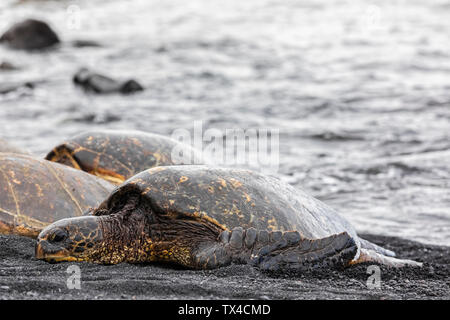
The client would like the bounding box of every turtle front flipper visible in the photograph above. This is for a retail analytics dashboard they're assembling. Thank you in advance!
[191,227,358,271]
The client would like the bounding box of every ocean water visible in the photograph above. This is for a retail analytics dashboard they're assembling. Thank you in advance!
[0,0,449,245]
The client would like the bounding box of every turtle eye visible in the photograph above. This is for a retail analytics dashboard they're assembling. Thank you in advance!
[50,229,67,242]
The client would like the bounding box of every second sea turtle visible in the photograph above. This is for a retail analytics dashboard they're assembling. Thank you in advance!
[0,153,114,237]
[46,130,202,184]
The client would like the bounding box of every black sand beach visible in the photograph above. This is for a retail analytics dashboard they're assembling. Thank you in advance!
[0,233,448,300]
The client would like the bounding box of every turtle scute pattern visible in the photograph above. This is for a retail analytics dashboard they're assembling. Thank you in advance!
[0,153,114,237]
[46,130,203,184]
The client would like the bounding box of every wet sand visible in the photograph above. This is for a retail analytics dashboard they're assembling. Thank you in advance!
[0,233,448,300]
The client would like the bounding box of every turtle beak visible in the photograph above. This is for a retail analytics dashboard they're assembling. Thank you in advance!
[35,241,45,260]
[35,240,60,261]
[35,239,81,263]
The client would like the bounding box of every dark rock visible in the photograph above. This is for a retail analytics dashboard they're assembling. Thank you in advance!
[73,68,144,94]
[70,40,102,48]
[0,61,19,71]
[0,82,34,94]
[0,19,60,50]
[68,112,121,124]
[121,79,144,93]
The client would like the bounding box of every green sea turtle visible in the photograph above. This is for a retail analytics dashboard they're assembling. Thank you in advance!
[0,153,114,238]
[35,166,421,269]
[46,130,202,185]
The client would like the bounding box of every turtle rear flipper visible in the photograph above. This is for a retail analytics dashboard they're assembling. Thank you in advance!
[359,238,396,257]
[192,227,358,271]
[350,249,422,268]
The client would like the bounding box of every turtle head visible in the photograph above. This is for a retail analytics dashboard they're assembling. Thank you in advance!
[36,187,148,264]
[35,216,104,263]
[46,141,126,185]
[45,143,84,171]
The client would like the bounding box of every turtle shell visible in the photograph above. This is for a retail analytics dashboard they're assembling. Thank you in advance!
[0,138,28,154]
[0,153,114,237]
[46,130,202,184]
[102,165,360,243]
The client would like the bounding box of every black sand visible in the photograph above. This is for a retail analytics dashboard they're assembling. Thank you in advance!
[0,233,448,300]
